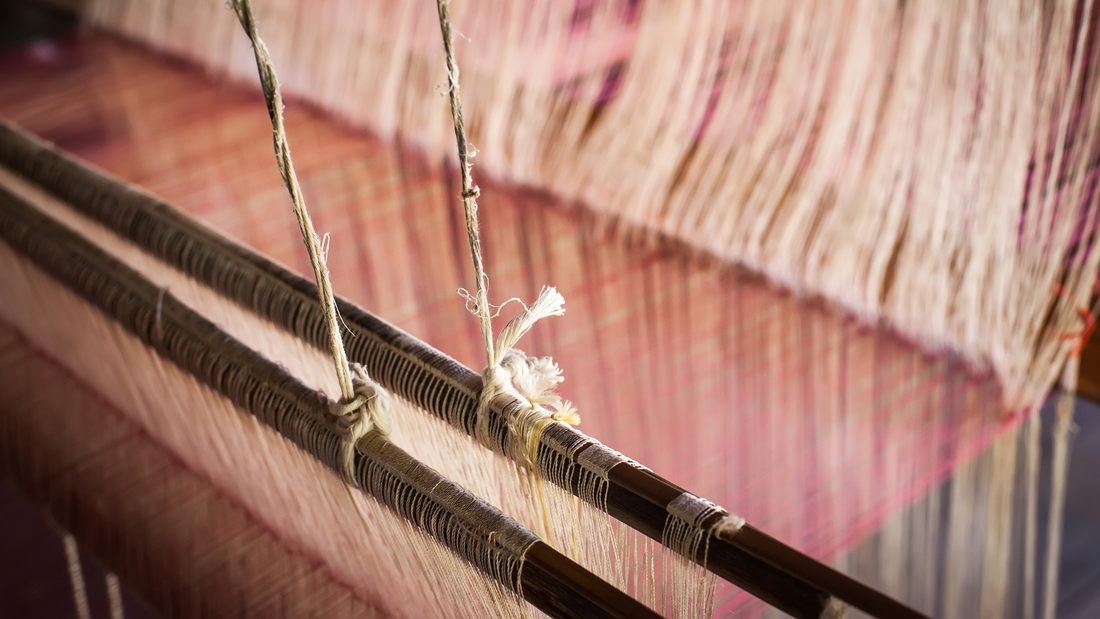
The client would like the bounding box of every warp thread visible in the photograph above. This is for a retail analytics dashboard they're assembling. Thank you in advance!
[230,0,391,479]
[106,572,125,619]
[64,531,128,619]
[1043,356,1079,619]
[63,533,92,619]
[663,493,730,616]
[435,0,577,470]
[1038,287,1096,619]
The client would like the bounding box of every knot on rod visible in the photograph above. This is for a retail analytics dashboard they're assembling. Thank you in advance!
[331,363,393,480]
[475,287,578,469]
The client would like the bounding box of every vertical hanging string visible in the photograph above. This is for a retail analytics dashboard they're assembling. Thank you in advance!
[433,0,578,553]
[230,0,391,479]
[1042,356,1078,619]
[63,533,92,619]
[434,0,578,471]
[435,0,495,369]
[1022,412,1040,619]
[106,572,125,619]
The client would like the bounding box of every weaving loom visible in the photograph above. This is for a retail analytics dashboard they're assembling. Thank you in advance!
[1,0,1099,617]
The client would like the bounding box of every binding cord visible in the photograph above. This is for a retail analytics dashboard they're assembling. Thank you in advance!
[434,0,578,470]
[230,0,391,479]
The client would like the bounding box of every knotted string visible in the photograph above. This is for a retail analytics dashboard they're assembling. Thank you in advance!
[331,363,394,478]
[435,0,577,470]
[483,289,579,467]
[231,0,391,480]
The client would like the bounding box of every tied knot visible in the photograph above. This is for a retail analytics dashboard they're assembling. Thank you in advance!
[462,186,481,200]
[482,362,511,396]
[480,350,579,470]
[332,363,394,439]
[330,363,393,481]
[474,287,579,469]
[501,349,580,470]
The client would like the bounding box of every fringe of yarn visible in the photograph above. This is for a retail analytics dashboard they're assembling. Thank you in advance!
[84,0,1100,414]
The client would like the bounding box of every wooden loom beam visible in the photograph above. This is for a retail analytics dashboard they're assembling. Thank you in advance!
[0,120,928,618]
[604,463,926,619]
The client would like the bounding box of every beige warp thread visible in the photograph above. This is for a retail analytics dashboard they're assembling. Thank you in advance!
[63,533,92,619]
[663,493,747,618]
[230,0,392,479]
[1043,356,1079,619]
[435,0,577,469]
[106,572,125,619]
[64,531,128,619]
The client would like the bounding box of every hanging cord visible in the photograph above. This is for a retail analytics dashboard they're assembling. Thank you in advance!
[230,0,391,479]
[434,0,577,469]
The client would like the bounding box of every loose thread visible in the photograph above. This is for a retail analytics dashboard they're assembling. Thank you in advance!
[434,0,576,470]
[230,0,391,478]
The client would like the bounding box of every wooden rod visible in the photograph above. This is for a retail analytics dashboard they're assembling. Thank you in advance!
[522,542,660,619]
[601,463,927,618]
[729,525,928,619]
[0,184,657,619]
[602,463,842,618]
